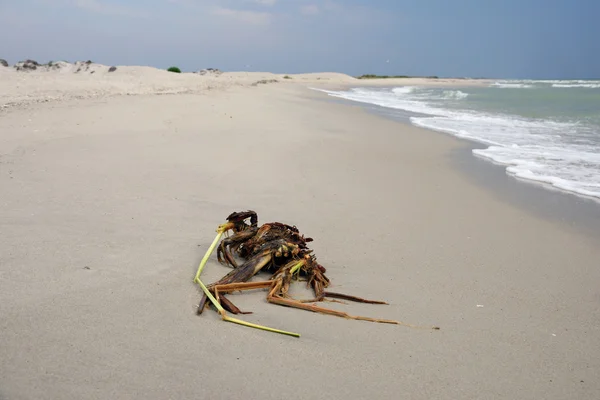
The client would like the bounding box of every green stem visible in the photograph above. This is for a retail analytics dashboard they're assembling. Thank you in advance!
[193,229,300,338]
[195,275,225,313]
[193,231,224,283]
[224,316,300,338]
[195,275,300,338]
[290,260,305,279]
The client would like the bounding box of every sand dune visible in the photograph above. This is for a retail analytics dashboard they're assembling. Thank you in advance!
[0,60,487,111]
[1,61,359,109]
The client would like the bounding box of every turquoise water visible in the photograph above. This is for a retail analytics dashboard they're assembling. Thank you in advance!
[441,81,600,125]
[319,80,600,200]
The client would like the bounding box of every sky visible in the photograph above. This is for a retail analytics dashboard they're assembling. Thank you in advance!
[0,0,598,79]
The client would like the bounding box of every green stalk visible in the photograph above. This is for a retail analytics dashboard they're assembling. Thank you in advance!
[194,225,229,283]
[194,224,299,337]
[223,316,300,337]
[194,274,300,338]
[194,275,226,313]
[290,260,305,279]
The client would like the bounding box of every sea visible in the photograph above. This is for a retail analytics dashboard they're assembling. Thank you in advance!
[317,80,600,202]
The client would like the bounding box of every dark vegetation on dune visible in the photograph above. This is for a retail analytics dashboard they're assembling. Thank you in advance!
[251,79,279,86]
[3,59,118,74]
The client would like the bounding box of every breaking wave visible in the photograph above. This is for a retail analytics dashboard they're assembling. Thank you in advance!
[316,84,600,200]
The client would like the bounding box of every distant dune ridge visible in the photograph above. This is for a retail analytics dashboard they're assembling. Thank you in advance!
[0,58,487,111]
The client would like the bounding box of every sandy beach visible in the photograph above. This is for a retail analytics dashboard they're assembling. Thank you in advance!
[1,65,599,399]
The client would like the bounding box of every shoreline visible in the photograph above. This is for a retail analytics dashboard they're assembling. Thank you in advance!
[313,88,600,241]
[314,77,492,90]
[452,144,600,241]
[312,83,600,207]
[2,68,597,236]
[1,77,599,399]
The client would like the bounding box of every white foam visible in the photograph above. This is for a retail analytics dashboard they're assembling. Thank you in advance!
[492,80,600,89]
[500,79,600,85]
[544,80,600,84]
[317,86,600,200]
[417,114,600,199]
[320,87,447,116]
[492,82,534,89]
[442,90,469,99]
[552,83,600,88]
[392,87,415,95]
[474,143,600,190]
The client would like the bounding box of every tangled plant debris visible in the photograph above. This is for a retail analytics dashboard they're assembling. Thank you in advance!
[193,211,440,337]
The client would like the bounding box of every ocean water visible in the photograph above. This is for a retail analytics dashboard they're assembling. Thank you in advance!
[317,80,600,201]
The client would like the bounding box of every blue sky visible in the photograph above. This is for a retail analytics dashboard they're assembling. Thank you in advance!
[0,0,597,78]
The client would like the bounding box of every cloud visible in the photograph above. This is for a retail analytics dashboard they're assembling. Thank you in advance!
[251,0,277,5]
[166,0,277,7]
[72,0,148,18]
[212,6,272,25]
[300,4,319,15]
[1,0,398,74]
